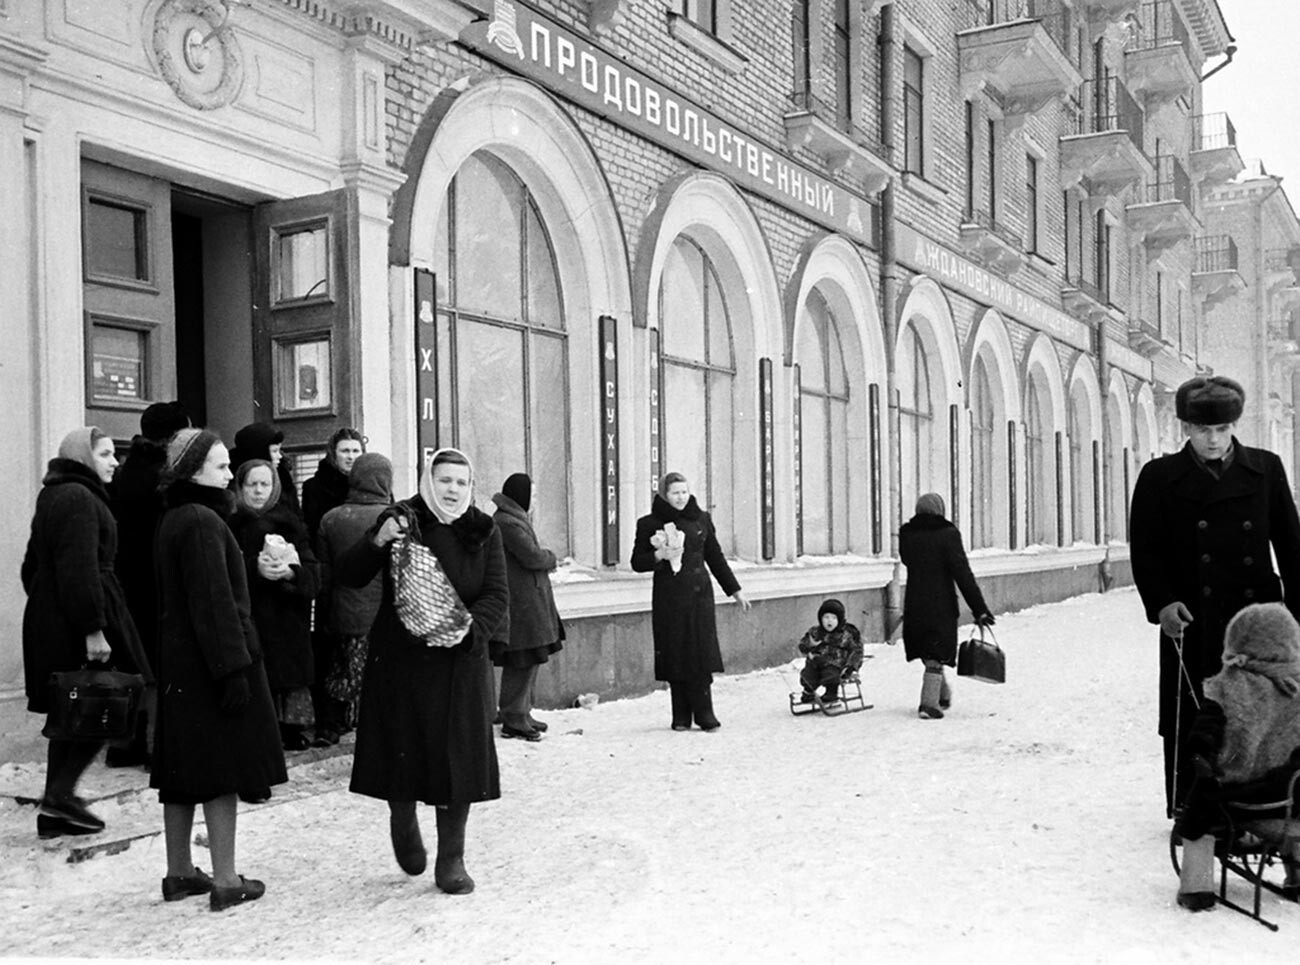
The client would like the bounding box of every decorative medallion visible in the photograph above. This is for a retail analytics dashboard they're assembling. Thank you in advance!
[151,0,243,111]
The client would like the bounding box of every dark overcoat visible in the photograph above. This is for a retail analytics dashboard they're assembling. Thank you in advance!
[630,494,741,682]
[491,493,562,653]
[1129,440,1300,737]
[228,501,319,690]
[315,462,391,637]
[22,459,149,713]
[149,481,287,800]
[899,513,988,665]
[110,436,168,669]
[340,497,508,805]
[302,456,349,543]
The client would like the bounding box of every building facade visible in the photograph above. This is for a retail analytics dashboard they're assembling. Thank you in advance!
[0,0,1251,706]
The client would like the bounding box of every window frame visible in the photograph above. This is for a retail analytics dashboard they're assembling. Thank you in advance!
[903,45,925,177]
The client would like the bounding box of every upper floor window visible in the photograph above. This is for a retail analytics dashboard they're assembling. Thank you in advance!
[903,46,924,176]
[793,0,812,97]
[677,0,716,33]
[833,0,852,130]
[1025,154,1040,253]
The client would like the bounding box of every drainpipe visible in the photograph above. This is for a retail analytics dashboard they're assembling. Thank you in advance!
[880,2,903,640]
[1199,45,1236,83]
[1256,181,1280,448]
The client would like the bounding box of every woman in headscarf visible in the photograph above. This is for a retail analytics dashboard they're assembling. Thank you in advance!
[491,472,564,741]
[22,427,148,838]
[152,429,286,911]
[337,448,508,894]
[898,492,995,720]
[229,459,320,751]
[229,421,301,517]
[631,472,751,732]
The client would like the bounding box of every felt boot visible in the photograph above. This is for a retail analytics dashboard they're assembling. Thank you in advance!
[669,683,692,731]
[388,800,426,876]
[939,672,952,710]
[1176,834,1217,911]
[691,684,721,732]
[434,803,475,895]
[918,669,945,719]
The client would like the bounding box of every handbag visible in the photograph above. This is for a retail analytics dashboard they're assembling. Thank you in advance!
[957,626,1006,684]
[42,666,145,742]
[389,511,474,648]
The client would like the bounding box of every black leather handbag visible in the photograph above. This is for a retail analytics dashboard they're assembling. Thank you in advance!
[42,666,145,742]
[957,626,1006,684]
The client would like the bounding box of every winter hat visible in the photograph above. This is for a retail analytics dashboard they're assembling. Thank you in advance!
[659,471,688,498]
[915,492,946,517]
[234,459,281,514]
[230,421,284,474]
[502,472,532,512]
[57,426,107,470]
[140,401,190,442]
[1218,603,1300,696]
[1175,376,1245,426]
[348,452,393,504]
[818,598,846,628]
[420,447,474,525]
[164,428,221,486]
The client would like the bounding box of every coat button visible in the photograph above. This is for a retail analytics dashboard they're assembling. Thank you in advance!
[1201,554,1211,564]
[1197,520,1208,530]
[1243,521,1253,531]
[1243,556,1253,566]
[1202,586,1212,597]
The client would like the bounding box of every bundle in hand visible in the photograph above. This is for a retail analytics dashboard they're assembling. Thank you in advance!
[650,522,685,573]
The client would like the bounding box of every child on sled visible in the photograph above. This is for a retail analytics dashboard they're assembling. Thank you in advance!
[798,598,863,707]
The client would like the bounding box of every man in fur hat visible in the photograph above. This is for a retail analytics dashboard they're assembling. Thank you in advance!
[1130,376,1300,819]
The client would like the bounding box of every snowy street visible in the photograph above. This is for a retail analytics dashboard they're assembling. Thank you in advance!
[2,587,1296,962]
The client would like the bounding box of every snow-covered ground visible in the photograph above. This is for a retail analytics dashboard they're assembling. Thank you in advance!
[2,587,1297,963]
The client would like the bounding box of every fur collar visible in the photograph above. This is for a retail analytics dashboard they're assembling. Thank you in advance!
[162,479,235,516]
[650,493,701,524]
[43,457,109,503]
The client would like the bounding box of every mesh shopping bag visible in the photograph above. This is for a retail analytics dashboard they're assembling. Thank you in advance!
[389,513,473,647]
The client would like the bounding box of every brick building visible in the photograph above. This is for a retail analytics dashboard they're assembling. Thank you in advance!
[0,0,1243,708]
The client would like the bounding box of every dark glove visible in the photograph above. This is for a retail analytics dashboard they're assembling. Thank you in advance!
[1185,700,1226,761]
[219,671,251,716]
[975,612,996,628]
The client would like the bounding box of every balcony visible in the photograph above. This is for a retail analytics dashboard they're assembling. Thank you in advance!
[959,207,1025,274]
[1192,235,1245,309]
[1072,0,1139,27]
[1126,154,1197,256]
[1059,78,1151,197]
[958,0,1083,124]
[1127,316,1167,358]
[1264,248,1299,291]
[1124,1,1196,108]
[1061,274,1112,324]
[783,90,893,194]
[1190,113,1245,189]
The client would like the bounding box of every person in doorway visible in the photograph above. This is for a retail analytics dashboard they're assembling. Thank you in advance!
[491,472,564,742]
[151,429,286,911]
[229,460,320,751]
[230,421,301,517]
[898,493,994,720]
[314,452,395,744]
[303,427,365,543]
[797,598,863,708]
[109,400,191,768]
[22,427,150,839]
[1130,375,1300,818]
[631,472,751,732]
[338,448,508,895]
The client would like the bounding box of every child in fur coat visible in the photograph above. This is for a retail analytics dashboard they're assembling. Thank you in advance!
[797,598,863,706]
[1175,602,1300,911]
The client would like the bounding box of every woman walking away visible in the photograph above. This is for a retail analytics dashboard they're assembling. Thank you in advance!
[338,448,508,894]
[899,493,995,720]
[22,427,149,839]
[229,459,320,751]
[491,472,564,741]
[152,429,287,911]
[631,472,751,732]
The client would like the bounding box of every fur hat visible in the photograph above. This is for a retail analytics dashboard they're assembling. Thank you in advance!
[1175,376,1245,425]
[1221,603,1300,696]
[818,598,846,627]
[140,401,190,442]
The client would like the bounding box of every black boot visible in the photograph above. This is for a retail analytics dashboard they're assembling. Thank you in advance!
[388,800,426,876]
[434,803,475,895]
[669,683,691,731]
[690,683,721,732]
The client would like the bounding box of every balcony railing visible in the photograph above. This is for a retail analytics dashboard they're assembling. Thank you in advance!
[1126,0,1192,55]
[966,0,1078,67]
[1066,78,1145,153]
[1195,235,1238,273]
[1145,154,1192,206]
[1192,113,1237,153]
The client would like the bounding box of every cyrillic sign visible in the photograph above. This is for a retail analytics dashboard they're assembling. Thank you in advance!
[461,1,873,245]
[599,315,619,566]
[414,268,438,469]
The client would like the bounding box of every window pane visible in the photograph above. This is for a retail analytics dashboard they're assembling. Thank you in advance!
[801,395,829,555]
[435,200,450,305]
[799,298,827,392]
[663,362,707,503]
[705,262,732,367]
[661,239,706,362]
[531,333,571,556]
[827,316,847,396]
[455,154,523,319]
[526,201,564,330]
[708,368,735,551]
[457,320,526,498]
[829,398,849,554]
[275,225,329,302]
[86,199,147,281]
[91,324,146,401]
[277,337,332,412]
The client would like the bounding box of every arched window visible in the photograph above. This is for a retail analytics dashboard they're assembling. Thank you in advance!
[657,236,737,551]
[797,289,850,555]
[433,151,570,554]
[1106,393,1126,541]
[1069,386,1092,543]
[971,356,996,549]
[897,322,934,518]
[1025,379,1052,545]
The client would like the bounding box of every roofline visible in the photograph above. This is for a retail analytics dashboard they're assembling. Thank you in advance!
[1181,0,1233,59]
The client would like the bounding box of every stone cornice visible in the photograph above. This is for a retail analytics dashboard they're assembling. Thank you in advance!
[276,0,480,53]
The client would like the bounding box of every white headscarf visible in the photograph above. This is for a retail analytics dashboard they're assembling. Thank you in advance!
[419,447,474,525]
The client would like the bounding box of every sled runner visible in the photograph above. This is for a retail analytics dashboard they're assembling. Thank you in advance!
[788,671,873,717]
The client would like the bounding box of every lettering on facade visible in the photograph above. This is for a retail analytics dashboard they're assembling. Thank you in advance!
[465,2,870,245]
[792,363,803,557]
[599,315,620,566]
[649,327,662,501]
[759,358,776,560]
[414,269,438,462]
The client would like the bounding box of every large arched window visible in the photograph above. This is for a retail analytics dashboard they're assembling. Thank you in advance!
[1106,393,1126,541]
[1069,385,1093,543]
[657,235,737,551]
[897,322,935,519]
[433,151,570,553]
[970,356,996,549]
[1025,378,1052,545]
[797,289,850,555]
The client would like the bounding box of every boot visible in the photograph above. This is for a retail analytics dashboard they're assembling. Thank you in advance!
[669,683,692,731]
[691,684,721,732]
[388,801,426,876]
[1176,835,1217,911]
[434,803,475,895]
[939,672,952,711]
[918,670,945,719]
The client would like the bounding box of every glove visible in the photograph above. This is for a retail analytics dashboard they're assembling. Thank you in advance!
[219,671,251,716]
[1158,601,1194,639]
[975,612,996,628]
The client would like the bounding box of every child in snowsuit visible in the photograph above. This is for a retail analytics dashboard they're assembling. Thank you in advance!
[798,599,863,706]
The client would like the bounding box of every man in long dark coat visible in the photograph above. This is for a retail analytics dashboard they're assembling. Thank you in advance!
[1130,376,1300,818]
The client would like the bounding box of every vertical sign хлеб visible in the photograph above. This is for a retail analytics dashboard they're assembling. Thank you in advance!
[414,269,437,471]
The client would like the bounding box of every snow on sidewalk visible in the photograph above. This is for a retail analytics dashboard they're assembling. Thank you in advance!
[1,587,1296,963]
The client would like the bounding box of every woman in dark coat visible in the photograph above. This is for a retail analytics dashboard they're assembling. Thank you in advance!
[899,492,994,720]
[151,429,287,912]
[230,459,319,750]
[22,427,149,838]
[302,427,365,542]
[230,421,301,517]
[491,472,564,741]
[338,447,508,895]
[631,471,750,732]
